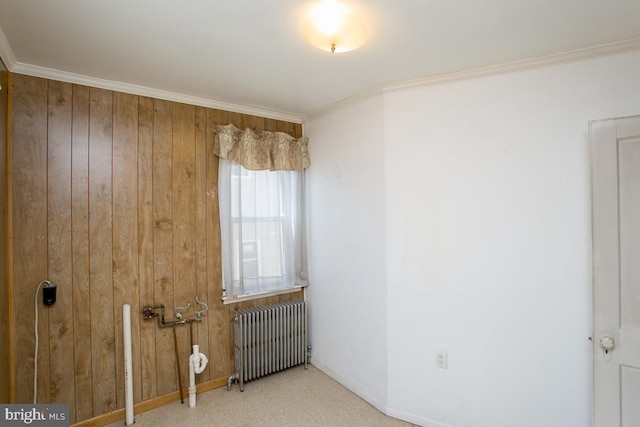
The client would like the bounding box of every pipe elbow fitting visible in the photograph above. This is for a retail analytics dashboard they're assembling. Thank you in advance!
[192,353,208,374]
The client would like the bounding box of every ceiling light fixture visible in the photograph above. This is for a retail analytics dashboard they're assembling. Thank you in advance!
[302,0,367,53]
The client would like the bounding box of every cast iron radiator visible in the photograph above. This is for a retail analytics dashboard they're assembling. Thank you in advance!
[227,301,308,391]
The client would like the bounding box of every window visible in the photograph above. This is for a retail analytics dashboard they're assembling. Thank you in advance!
[214,123,310,302]
[218,159,308,301]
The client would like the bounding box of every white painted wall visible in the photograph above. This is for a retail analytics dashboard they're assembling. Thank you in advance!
[305,93,389,410]
[304,49,640,427]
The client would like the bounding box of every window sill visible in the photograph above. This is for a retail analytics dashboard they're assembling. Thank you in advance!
[222,285,307,305]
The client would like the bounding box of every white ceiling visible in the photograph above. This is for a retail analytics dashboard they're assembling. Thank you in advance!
[1,0,640,121]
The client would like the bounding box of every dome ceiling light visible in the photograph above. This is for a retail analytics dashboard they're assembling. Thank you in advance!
[302,0,367,53]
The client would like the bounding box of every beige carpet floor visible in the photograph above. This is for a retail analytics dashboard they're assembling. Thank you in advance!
[107,364,414,427]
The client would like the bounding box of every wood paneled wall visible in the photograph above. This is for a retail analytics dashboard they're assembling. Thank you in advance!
[0,63,9,404]
[9,73,303,423]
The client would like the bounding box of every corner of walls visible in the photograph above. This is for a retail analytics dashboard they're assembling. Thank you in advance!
[386,407,454,427]
[304,92,389,413]
[0,61,10,404]
[311,360,388,414]
[302,45,640,427]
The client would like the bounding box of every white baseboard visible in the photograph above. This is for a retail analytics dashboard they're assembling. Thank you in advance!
[386,407,453,427]
[310,358,457,427]
[311,360,387,414]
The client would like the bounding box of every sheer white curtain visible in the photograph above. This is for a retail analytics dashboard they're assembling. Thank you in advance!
[215,125,309,300]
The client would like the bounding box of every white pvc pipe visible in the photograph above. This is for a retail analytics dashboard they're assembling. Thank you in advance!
[123,304,134,425]
[188,344,208,408]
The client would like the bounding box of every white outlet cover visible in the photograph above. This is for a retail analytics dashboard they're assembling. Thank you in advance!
[436,351,448,369]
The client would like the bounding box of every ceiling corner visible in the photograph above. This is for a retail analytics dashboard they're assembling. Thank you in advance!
[0,26,16,70]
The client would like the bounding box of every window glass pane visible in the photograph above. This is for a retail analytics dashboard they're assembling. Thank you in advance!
[219,158,307,298]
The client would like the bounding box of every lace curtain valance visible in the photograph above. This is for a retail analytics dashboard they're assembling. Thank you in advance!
[214,124,310,171]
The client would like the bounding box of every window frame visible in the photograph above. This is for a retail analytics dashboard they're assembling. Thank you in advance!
[219,159,308,304]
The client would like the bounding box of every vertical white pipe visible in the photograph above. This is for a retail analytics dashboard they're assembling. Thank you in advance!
[188,345,198,408]
[189,355,196,407]
[189,344,208,408]
[123,304,134,425]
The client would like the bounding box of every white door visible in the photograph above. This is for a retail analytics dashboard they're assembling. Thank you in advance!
[591,115,640,427]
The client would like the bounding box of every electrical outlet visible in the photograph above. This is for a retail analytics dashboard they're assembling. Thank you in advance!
[436,351,448,369]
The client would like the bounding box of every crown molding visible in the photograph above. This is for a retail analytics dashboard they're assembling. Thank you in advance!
[304,38,640,122]
[8,62,303,123]
[382,38,640,93]
[0,26,16,69]
[303,86,383,122]
[0,23,302,124]
[3,16,639,125]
